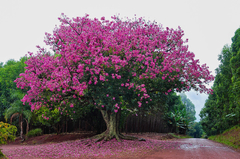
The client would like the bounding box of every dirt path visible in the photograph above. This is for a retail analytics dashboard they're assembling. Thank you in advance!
[1,138,239,159]
[142,138,240,159]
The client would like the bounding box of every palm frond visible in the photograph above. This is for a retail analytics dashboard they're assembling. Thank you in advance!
[4,106,22,121]
[10,112,20,124]
[22,110,33,122]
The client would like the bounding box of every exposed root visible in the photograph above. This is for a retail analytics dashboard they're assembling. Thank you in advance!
[90,132,145,143]
[119,133,139,140]
[115,135,121,142]
[90,132,105,139]
[95,136,105,143]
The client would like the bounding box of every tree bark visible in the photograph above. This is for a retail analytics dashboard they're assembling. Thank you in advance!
[19,114,24,141]
[91,109,140,142]
[24,118,29,135]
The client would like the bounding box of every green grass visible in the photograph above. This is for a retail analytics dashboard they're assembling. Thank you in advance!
[168,133,192,139]
[208,125,240,149]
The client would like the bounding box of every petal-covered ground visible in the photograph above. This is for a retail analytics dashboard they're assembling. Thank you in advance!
[2,138,185,158]
[2,133,240,159]
[1,133,186,159]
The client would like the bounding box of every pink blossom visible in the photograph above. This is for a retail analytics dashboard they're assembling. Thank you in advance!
[111,73,115,79]
[138,101,142,107]
[14,14,214,127]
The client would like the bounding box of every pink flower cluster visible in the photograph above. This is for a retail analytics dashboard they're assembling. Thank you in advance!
[14,14,214,115]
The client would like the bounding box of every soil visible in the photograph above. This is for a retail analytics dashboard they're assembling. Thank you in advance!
[7,131,97,145]
[1,132,240,159]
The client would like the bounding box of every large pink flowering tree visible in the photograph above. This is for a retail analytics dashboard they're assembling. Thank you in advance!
[15,14,214,141]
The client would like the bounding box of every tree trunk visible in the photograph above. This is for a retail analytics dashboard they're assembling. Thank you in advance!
[91,109,139,142]
[24,118,29,135]
[20,114,24,141]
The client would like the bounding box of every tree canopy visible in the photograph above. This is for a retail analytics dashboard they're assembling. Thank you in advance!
[15,14,214,141]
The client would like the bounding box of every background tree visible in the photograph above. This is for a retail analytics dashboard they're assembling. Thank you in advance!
[187,122,203,138]
[230,28,240,125]
[0,57,27,121]
[15,14,214,142]
[4,90,32,140]
[200,45,233,136]
[200,28,240,136]
[165,92,191,134]
[179,93,196,122]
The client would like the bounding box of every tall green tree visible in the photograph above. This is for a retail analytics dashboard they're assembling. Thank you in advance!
[188,122,203,138]
[4,90,32,140]
[200,45,233,136]
[200,28,240,136]
[165,92,190,134]
[0,57,27,121]
[179,93,196,122]
[230,28,240,125]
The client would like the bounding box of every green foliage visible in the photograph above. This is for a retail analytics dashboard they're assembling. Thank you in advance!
[34,107,61,132]
[208,125,240,149]
[168,133,191,139]
[0,57,27,121]
[187,122,204,138]
[4,90,32,138]
[200,28,240,136]
[119,104,132,131]
[26,128,42,138]
[0,149,8,159]
[0,122,17,145]
[179,93,196,122]
[165,92,192,134]
[4,90,32,123]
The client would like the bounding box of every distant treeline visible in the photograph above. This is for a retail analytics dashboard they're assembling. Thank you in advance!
[200,28,240,136]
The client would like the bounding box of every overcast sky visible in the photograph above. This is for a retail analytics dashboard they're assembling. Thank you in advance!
[1,0,240,121]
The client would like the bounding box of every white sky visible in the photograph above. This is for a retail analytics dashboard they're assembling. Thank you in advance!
[1,0,240,121]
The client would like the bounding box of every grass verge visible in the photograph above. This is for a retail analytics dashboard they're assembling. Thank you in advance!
[168,133,192,139]
[208,125,240,149]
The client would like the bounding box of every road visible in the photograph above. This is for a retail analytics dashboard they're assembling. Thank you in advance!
[143,138,240,159]
[1,138,239,159]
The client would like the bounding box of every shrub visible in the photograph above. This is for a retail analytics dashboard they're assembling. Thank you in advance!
[0,149,8,159]
[26,128,42,138]
[0,121,17,145]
